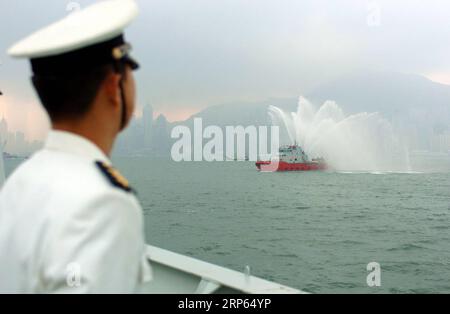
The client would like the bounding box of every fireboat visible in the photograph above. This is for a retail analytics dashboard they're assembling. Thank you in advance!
[256,145,327,172]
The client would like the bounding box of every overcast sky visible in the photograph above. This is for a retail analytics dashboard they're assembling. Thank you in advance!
[1,0,450,140]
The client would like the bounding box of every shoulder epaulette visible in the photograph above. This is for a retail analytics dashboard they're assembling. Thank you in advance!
[95,161,135,194]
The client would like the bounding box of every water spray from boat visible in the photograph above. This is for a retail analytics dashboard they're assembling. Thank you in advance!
[265,97,410,172]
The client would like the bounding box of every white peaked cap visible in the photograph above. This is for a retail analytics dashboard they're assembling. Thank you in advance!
[8,0,139,59]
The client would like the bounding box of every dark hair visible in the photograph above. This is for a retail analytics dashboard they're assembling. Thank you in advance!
[31,64,119,122]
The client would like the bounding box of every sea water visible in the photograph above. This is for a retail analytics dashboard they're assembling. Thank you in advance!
[4,156,450,293]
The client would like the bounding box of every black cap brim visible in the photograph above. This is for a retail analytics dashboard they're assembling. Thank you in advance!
[123,55,139,71]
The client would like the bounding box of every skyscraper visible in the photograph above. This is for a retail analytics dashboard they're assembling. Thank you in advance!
[152,114,170,155]
[143,103,153,150]
[0,116,8,142]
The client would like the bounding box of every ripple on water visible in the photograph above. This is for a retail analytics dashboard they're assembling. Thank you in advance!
[200,245,220,252]
[387,243,427,252]
[328,282,359,289]
[431,225,449,230]
[274,253,299,259]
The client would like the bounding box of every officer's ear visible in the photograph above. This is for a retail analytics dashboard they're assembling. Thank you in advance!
[102,69,123,107]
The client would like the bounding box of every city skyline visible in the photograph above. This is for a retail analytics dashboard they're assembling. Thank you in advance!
[0,115,43,156]
[2,85,450,157]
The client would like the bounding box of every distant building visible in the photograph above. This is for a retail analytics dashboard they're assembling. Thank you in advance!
[113,103,172,156]
[0,117,7,140]
[151,114,170,155]
[431,131,450,153]
[0,115,43,156]
[15,131,26,155]
[143,104,153,150]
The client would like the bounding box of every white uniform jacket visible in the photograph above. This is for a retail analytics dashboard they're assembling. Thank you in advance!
[0,130,151,293]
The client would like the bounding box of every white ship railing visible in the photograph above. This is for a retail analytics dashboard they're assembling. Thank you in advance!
[141,245,306,294]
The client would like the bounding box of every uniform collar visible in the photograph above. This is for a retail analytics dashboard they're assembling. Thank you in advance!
[44,130,111,164]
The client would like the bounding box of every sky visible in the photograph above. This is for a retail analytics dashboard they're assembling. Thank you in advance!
[1,0,450,140]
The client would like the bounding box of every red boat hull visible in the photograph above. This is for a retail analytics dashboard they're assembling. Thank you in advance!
[255,160,327,172]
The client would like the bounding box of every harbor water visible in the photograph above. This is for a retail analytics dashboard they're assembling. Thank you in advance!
[5,156,450,293]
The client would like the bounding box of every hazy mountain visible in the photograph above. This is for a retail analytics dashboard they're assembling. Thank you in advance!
[168,71,450,152]
[172,98,296,129]
[115,71,450,157]
[307,71,450,128]
[174,71,450,128]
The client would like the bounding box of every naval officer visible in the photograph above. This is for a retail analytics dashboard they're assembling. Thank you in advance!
[0,0,152,293]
